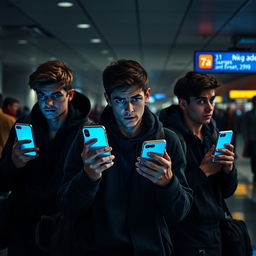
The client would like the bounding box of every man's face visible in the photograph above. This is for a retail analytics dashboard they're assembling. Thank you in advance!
[106,86,150,136]
[180,89,216,125]
[36,84,74,120]
[8,102,19,115]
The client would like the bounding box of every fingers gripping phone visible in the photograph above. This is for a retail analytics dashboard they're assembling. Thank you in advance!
[213,130,233,159]
[141,139,167,161]
[82,125,111,160]
[15,123,37,156]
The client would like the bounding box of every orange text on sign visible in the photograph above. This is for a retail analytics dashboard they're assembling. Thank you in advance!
[198,54,213,69]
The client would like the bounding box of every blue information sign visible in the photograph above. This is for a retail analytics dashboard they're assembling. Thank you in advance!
[194,51,256,73]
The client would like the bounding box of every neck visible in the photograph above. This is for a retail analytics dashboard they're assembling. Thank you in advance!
[183,112,203,139]
[46,112,67,132]
[118,120,142,138]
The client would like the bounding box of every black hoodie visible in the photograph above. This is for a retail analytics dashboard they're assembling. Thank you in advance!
[58,105,192,256]
[159,105,238,256]
[0,91,91,218]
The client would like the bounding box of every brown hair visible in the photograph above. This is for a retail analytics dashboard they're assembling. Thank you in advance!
[102,59,149,96]
[29,60,73,90]
[174,71,221,103]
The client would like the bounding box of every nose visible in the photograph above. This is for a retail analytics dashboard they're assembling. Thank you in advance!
[206,101,214,112]
[125,101,134,112]
[45,96,54,106]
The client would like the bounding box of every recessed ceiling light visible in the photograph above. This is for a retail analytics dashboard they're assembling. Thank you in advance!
[90,38,101,44]
[101,50,109,54]
[77,24,90,29]
[17,40,28,44]
[57,2,74,7]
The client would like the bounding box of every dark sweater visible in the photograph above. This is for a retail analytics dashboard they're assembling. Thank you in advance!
[159,105,238,256]
[58,106,192,256]
[0,92,90,255]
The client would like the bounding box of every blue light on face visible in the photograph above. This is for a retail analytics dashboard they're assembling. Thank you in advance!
[194,51,256,73]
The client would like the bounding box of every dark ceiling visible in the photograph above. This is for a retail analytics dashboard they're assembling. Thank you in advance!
[0,0,256,97]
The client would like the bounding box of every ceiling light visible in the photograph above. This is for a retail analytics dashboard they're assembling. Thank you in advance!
[57,2,74,7]
[77,24,90,29]
[90,38,101,43]
[101,50,109,54]
[17,40,28,44]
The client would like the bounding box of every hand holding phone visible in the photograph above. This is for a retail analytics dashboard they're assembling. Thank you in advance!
[13,123,39,168]
[141,139,167,160]
[81,125,114,181]
[212,130,233,162]
[136,139,173,186]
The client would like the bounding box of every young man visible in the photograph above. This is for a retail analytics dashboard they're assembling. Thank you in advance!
[0,61,91,256]
[159,71,237,256]
[242,96,256,183]
[57,60,192,256]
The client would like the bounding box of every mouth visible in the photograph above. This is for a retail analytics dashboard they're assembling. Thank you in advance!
[44,109,55,112]
[203,114,212,119]
[124,116,136,121]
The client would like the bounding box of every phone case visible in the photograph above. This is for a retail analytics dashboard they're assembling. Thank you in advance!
[82,125,111,158]
[141,139,166,160]
[214,130,233,156]
[15,123,36,156]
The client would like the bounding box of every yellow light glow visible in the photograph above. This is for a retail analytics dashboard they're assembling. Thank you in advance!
[229,90,256,99]
[231,212,245,221]
[215,96,223,103]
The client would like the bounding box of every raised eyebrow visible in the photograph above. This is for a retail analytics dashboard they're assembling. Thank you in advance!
[131,94,143,98]
[113,96,125,100]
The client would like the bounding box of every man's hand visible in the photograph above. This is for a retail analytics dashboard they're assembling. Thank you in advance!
[81,139,115,181]
[135,150,173,186]
[212,143,235,173]
[11,139,39,168]
[199,145,222,177]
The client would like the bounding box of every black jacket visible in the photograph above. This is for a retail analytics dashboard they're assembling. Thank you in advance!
[58,106,192,256]
[0,92,90,254]
[159,105,238,256]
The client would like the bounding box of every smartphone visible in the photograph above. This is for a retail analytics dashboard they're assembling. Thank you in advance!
[15,123,37,156]
[141,139,166,161]
[213,130,233,159]
[82,125,111,160]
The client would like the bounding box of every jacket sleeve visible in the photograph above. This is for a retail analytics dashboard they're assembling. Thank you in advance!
[218,166,238,198]
[57,130,100,218]
[155,128,193,223]
[0,123,24,191]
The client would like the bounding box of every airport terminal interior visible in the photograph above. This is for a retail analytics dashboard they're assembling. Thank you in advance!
[0,0,256,255]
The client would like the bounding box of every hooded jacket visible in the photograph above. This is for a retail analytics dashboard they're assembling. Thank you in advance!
[0,91,90,218]
[58,106,192,256]
[159,105,238,255]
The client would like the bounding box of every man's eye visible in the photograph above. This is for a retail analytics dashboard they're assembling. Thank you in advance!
[197,100,205,104]
[131,98,140,103]
[115,99,125,104]
[51,93,62,99]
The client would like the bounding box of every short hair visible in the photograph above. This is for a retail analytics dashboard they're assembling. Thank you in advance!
[174,71,221,102]
[102,59,149,96]
[29,60,73,91]
[2,97,19,109]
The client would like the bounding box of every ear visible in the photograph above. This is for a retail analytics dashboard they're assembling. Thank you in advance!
[145,88,151,103]
[67,89,75,102]
[179,98,188,111]
[104,92,111,106]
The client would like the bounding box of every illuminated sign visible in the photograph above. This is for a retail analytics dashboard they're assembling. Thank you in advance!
[229,90,256,99]
[194,51,256,73]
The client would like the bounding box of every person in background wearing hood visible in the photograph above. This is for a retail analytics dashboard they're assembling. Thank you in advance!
[0,60,91,256]
[57,60,192,256]
[159,71,237,256]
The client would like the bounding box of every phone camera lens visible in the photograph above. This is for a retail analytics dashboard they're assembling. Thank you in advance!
[146,145,150,148]
[84,129,90,137]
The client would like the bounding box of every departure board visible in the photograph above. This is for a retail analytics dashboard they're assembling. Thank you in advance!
[194,51,256,73]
